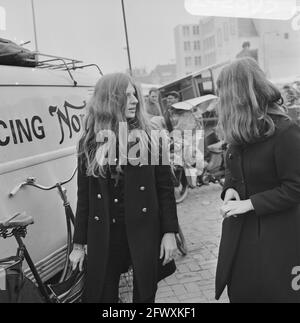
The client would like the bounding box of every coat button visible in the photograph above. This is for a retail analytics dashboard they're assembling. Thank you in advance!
[142,208,147,213]
[112,218,116,224]
[114,198,119,203]
[94,216,100,222]
[97,194,102,199]
[140,186,146,191]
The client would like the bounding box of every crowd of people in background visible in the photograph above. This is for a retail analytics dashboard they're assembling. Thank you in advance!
[282,81,300,107]
[280,81,300,123]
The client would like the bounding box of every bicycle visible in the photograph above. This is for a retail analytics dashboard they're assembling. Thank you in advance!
[0,169,84,303]
[8,168,77,283]
[0,212,52,302]
[4,168,131,303]
[0,211,85,303]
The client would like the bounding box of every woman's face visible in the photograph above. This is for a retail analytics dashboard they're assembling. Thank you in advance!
[125,83,138,119]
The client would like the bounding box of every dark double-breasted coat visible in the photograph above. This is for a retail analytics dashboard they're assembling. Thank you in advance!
[73,160,179,303]
[216,116,300,303]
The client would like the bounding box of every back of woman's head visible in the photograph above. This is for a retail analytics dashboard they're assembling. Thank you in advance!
[217,57,286,145]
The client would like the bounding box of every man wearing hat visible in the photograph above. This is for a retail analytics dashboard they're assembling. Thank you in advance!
[166,91,181,109]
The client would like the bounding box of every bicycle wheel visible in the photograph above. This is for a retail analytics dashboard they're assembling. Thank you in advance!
[173,167,189,204]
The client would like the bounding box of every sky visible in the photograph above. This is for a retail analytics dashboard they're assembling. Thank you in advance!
[0,0,200,74]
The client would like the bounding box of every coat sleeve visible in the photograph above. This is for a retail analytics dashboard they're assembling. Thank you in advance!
[73,157,89,245]
[155,165,179,234]
[221,148,237,200]
[250,124,300,216]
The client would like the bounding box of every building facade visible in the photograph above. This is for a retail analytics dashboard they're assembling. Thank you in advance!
[253,19,300,82]
[174,17,260,78]
[175,17,300,82]
[174,24,202,77]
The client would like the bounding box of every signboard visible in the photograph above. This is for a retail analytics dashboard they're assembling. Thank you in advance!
[185,0,298,20]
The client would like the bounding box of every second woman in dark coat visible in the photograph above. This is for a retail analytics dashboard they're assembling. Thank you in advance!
[215,58,300,303]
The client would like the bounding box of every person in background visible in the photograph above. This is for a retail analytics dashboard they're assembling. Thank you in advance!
[166,91,181,109]
[145,88,162,117]
[282,84,299,108]
[161,91,181,133]
[215,57,300,303]
[292,81,300,103]
[69,73,179,303]
[236,41,258,62]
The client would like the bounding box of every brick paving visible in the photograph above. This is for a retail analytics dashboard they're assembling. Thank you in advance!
[119,184,229,303]
[155,184,229,303]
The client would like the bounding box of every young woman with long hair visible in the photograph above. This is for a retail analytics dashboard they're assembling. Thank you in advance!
[215,57,300,303]
[69,73,179,303]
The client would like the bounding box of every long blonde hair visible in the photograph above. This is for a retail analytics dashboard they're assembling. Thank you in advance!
[217,57,288,146]
[78,73,151,177]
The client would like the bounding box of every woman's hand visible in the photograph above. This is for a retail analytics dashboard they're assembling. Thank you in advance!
[224,188,240,204]
[69,244,85,271]
[220,200,254,218]
[160,233,177,266]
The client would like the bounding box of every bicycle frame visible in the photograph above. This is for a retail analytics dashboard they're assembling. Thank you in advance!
[0,225,52,303]
[8,168,77,283]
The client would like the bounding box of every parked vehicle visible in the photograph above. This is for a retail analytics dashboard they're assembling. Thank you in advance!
[159,61,229,112]
[0,52,100,282]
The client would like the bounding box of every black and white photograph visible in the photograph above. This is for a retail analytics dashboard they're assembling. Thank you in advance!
[1,0,300,306]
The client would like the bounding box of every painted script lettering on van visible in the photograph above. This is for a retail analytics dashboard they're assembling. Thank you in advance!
[49,101,86,145]
[0,101,86,147]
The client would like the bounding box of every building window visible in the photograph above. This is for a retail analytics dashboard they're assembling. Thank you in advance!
[223,22,229,41]
[195,56,202,66]
[193,25,200,35]
[184,41,191,51]
[284,33,289,39]
[183,25,190,36]
[194,40,201,50]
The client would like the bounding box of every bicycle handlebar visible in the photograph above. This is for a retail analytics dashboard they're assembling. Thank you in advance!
[8,167,77,198]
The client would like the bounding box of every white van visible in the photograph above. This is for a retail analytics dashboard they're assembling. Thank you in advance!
[0,56,99,281]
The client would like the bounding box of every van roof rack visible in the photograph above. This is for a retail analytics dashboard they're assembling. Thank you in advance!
[35,52,103,86]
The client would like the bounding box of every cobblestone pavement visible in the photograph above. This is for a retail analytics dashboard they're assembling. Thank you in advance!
[156,184,229,303]
[119,184,229,303]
